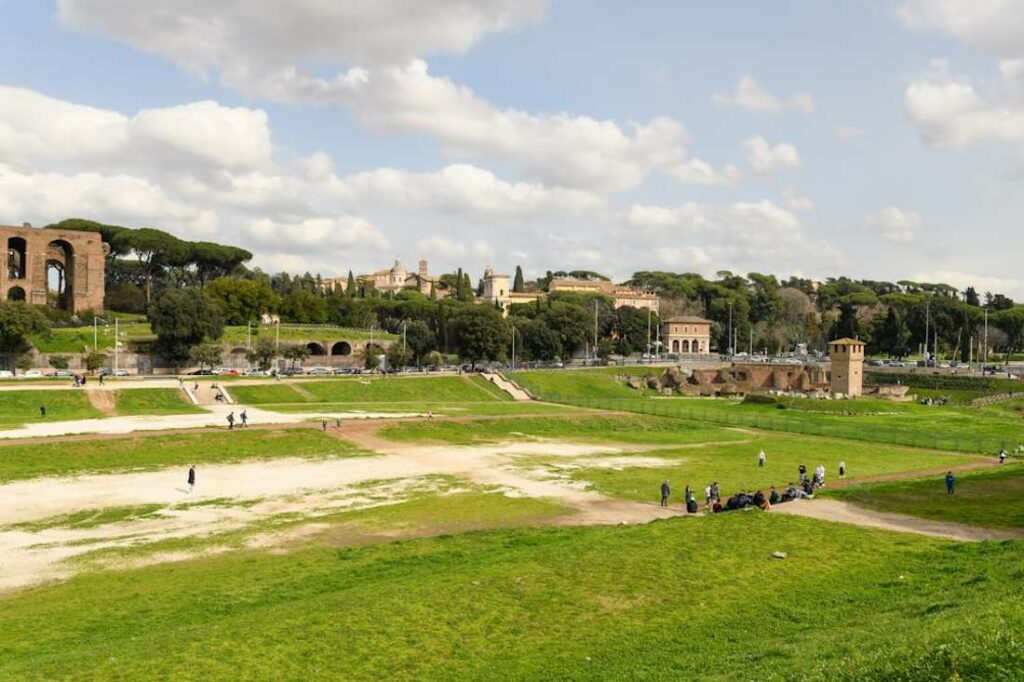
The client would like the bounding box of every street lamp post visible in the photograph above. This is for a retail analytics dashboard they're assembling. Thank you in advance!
[728,302,733,357]
[511,325,517,371]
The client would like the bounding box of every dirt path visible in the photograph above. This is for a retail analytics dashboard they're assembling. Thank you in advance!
[86,390,117,417]
[772,498,1024,541]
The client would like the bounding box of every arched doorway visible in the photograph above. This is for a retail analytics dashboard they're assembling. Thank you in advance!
[671,339,679,353]
[46,240,74,312]
[331,341,352,356]
[306,342,326,356]
[7,237,26,279]
[6,286,26,302]
[682,339,691,353]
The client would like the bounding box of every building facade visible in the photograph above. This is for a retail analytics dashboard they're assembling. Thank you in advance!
[2,223,106,314]
[548,277,660,313]
[481,267,541,315]
[326,259,445,297]
[828,338,865,397]
[662,316,712,355]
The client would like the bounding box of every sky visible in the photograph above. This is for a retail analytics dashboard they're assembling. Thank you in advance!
[1,1,1023,296]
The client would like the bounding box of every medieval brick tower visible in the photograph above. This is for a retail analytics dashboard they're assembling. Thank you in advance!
[828,338,865,397]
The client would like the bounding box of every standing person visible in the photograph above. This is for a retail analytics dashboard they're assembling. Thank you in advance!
[240,410,248,428]
[798,464,807,484]
[945,470,955,495]
[322,419,328,432]
[998,449,1007,464]
[684,485,692,506]
[98,373,105,386]
[39,405,46,418]
[711,481,720,502]
[704,484,712,507]
[227,412,235,430]
[187,465,196,494]
[816,464,826,486]
[838,460,846,479]
[758,449,766,468]
[660,480,671,507]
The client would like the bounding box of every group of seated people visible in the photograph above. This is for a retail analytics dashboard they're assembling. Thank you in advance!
[708,482,814,514]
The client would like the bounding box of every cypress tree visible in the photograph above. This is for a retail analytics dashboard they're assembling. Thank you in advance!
[513,265,525,293]
[346,270,356,297]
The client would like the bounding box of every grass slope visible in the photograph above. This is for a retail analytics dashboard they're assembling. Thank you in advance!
[0,428,365,483]
[231,376,506,405]
[113,388,204,416]
[0,514,1020,680]
[830,461,1024,528]
[0,390,101,429]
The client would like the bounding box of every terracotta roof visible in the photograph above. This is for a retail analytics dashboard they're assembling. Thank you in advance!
[829,337,864,346]
[664,316,712,324]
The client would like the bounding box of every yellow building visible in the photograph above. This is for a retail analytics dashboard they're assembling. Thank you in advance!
[662,316,713,355]
[548,277,660,313]
[325,259,445,297]
[481,267,541,315]
[828,338,865,397]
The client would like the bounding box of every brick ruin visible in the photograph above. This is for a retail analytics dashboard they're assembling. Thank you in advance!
[2,223,107,314]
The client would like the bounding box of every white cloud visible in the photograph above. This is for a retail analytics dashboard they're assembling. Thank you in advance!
[623,200,837,275]
[743,136,803,174]
[0,86,273,173]
[665,159,742,187]
[866,207,922,242]
[59,0,546,70]
[712,75,815,114]
[343,164,606,218]
[898,1,1024,60]
[244,216,390,252]
[783,185,814,211]
[905,68,1024,148]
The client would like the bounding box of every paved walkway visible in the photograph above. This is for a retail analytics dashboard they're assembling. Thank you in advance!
[482,372,533,401]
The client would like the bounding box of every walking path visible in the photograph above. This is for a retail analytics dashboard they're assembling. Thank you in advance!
[481,373,533,401]
[772,498,1024,542]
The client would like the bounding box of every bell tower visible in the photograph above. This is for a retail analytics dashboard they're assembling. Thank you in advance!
[828,338,865,397]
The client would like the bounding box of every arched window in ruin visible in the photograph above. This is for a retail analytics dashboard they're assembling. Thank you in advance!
[6,286,26,302]
[46,240,75,312]
[306,342,326,356]
[331,341,352,356]
[7,237,26,279]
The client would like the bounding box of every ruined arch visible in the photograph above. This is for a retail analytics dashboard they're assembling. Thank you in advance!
[7,237,26,279]
[331,341,352,356]
[6,286,25,302]
[46,239,74,312]
[306,342,326,356]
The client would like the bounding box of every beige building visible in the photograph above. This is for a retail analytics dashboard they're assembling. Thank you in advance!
[481,267,541,315]
[2,223,106,314]
[326,259,445,297]
[828,338,865,397]
[662,316,713,355]
[548,277,660,313]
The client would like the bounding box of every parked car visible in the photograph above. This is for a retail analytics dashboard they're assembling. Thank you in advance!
[243,368,269,376]
[187,369,215,376]
[0,370,13,378]
[50,369,73,377]
[213,367,240,376]
[305,367,331,376]
[280,367,304,376]
[21,370,43,378]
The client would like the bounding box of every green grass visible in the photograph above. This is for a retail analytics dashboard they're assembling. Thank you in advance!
[511,369,1024,454]
[511,368,653,399]
[220,324,397,345]
[381,413,743,446]
[8,504,166,532]
[231,376,510,405]
[0,428,366,483]
[569,432,981,503]
[264,401,576,416]
[113,388,204,416]
[830,462,1024,529]
[0,390,101,429]
[1,513,1021,680]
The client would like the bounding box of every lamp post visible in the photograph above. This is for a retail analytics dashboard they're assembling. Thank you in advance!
[728,301,734,357]
[511,324,517,371]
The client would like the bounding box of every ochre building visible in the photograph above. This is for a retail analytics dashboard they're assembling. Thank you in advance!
[662,316,713,355]
[2,223,106,314]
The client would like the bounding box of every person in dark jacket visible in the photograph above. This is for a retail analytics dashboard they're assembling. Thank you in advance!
[660,480,671,507]
[187,465,196,494]
[945,471,955,495]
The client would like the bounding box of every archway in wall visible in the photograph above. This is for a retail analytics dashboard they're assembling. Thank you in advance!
[46,240,75,312]
[671,340,679,353]
[682,340,691,353]
[6,286,25,302]
[331,341,352,356]
[7,237,26,279]
[306,342,326,356]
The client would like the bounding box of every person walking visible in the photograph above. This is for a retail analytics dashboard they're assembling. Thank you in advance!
[998,449,1007,464]
[838,460,846,479]
[240,410,248,428]
[757,449,766,468]
[39,405,46,418]
[98,373,105,386]
[322,419,328,432]
[945,470,955,495]
[227,412,235,430]
[660,480,671,507]
[187,465,196,494]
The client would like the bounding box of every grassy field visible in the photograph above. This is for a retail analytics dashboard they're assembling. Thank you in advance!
[830,462,1024,528]
[0,428,365,483]
[1,513,1021,680]
[113,388,204,416]
[0,390,101,429]
[266,401,576,416]
[381,413,743,446]
[231,375,507,404]
[510,369,1024,453]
